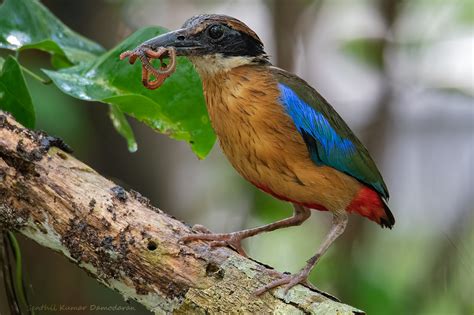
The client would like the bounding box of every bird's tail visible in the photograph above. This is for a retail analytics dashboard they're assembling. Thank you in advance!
[347,187,395,229]
[380,198,395,229]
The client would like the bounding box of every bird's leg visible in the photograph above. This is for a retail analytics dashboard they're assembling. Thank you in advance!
[254,212,348,296]
[180,204,311,257]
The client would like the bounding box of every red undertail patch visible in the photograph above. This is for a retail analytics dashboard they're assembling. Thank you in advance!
[347,187,390,226]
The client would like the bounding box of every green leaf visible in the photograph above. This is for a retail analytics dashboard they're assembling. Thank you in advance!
[0,0,104,66]
[0,56,35,128]
[341,38,385,70]
[44,27,216,158]
[109,104,138,153]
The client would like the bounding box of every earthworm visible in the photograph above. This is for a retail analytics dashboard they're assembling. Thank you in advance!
[120,46,177,90]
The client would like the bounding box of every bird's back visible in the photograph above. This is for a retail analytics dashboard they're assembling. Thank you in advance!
[201,64,394,227]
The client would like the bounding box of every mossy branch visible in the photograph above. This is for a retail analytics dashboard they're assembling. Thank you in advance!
[0,111,364,314]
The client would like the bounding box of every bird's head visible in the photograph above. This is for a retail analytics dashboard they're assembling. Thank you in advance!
[141,14,269,77]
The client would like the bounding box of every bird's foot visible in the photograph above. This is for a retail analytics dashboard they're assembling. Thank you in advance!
[180,228,248,257]
[254,269,313,296]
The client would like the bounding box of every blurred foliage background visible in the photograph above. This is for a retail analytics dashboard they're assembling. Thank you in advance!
[0,0,473,314]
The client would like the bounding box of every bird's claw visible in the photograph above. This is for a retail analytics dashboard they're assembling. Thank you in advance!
[254,271,311,296]
[254,271,339,301]
[180,232,248,257]
[209,237,247,257]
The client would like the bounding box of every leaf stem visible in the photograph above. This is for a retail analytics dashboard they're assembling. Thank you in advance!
[20,65,52,85]
[7,231,34,315]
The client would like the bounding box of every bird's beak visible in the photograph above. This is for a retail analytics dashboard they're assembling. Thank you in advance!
[140,28,203,56]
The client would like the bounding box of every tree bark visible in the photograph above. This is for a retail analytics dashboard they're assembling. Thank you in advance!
[0,111,364,314]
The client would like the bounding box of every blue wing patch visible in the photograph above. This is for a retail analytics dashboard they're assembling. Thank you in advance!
[273,67,389,199]
[278,83,357,173]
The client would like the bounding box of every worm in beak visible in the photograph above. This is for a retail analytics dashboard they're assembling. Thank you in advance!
[120,46,177,90]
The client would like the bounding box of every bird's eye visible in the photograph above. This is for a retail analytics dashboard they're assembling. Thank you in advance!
[208,24,225,40]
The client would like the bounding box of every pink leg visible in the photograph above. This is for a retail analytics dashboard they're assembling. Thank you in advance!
[181,204,311,257]
[254,212,348,296]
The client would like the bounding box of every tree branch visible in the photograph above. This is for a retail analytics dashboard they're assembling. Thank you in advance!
[0,111,363,314]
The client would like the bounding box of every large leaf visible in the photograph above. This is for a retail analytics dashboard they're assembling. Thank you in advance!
[44,27,216,158]
[0,0,104,67]
[0,56,35,128]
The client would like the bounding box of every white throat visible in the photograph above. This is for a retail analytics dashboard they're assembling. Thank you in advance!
[189,54,255,78]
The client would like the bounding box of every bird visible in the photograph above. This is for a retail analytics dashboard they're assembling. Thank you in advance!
[139,14,395,295]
